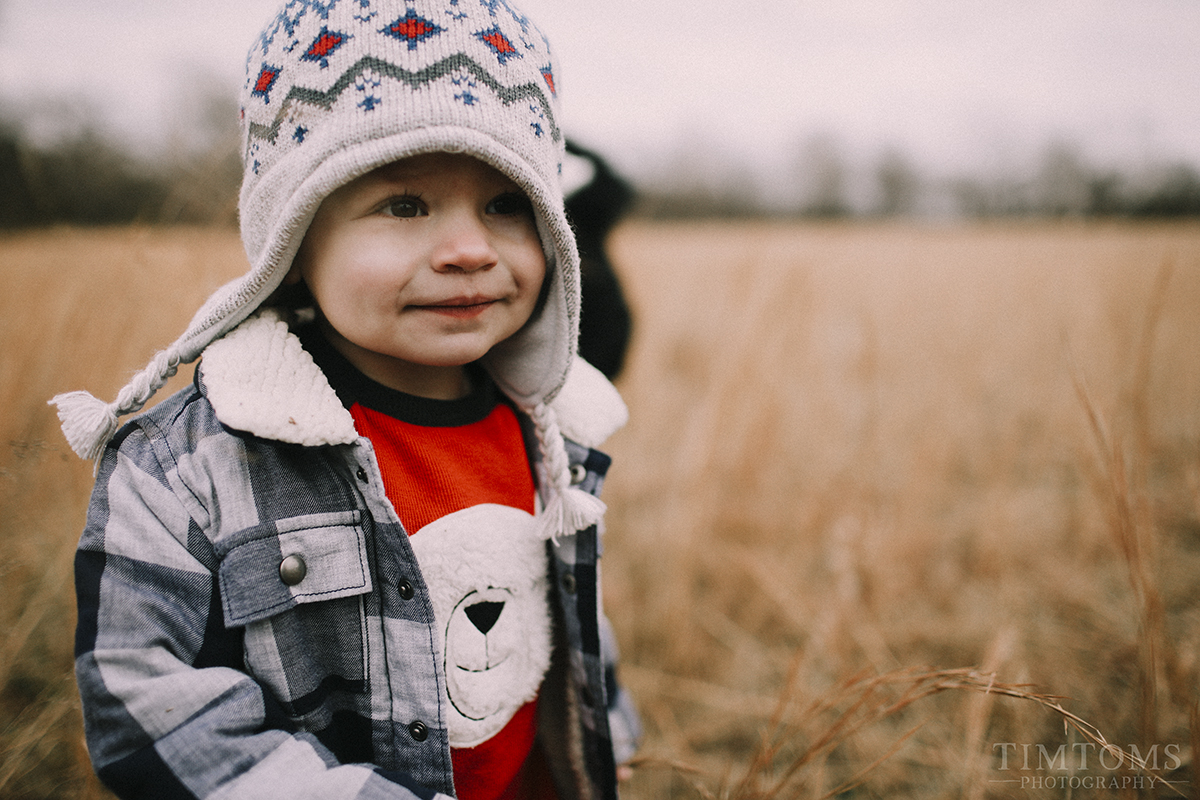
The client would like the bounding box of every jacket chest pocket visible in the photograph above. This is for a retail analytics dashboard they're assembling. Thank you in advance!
[216,511,374,721]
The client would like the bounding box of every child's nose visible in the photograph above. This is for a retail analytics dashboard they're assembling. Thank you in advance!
[431,213,497,273]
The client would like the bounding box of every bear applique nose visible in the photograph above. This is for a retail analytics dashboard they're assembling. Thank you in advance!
[465,601,504,634]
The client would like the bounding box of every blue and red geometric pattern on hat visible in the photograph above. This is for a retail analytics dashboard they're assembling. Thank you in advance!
[475,25,521,64]
[249,0,341,63]
[241,0,567,197]
[479,0,532,32]
[252,64,282,102]
[302,27,350,68]
[382,9,445,50]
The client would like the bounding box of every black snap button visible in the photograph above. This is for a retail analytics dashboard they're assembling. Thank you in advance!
[569,464,588,485]
[408,720,429,742]
[398,579,414,601]
[561,572,577,595]
[356,467,369,482]
[279,554,307,586]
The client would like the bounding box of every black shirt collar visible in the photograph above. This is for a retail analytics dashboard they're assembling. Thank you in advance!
[297,323,499,428]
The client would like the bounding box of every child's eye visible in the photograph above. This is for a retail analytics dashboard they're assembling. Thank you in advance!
[382,196,426,218]
[486,192,533,217]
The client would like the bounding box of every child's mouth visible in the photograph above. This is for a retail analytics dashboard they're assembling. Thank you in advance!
[414,297,497,318]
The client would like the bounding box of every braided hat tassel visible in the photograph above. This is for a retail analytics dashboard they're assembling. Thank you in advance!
[49,349,181,462]
[48,391,121,463]
[531,402,606,543]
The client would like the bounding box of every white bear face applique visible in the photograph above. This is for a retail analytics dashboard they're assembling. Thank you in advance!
[407,503,553,748]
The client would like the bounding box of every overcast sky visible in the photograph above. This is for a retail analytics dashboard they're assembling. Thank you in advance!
[1,0,1197,181]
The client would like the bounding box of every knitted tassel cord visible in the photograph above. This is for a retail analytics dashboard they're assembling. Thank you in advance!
[48,391,121,462]
[115,350,180,415]
[537,485,607,545]
[49,349,181,462]
[531,402,606,543]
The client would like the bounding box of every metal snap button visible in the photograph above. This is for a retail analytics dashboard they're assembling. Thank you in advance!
[279,554,307,586]
[356,467,369,482]
[561,571,577,595]
[408,720,429,742]
[397,579,414,601]
[569,464,588,485]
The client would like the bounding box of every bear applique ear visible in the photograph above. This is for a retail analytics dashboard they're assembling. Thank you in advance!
[407,503,553,748]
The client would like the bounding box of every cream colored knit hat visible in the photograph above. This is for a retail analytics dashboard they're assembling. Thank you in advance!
[52,0,601,540]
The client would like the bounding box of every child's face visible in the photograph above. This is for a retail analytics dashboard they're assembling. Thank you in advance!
[291,153,547,398]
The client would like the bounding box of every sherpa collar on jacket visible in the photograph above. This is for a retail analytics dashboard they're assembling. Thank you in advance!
[198,309,628,450]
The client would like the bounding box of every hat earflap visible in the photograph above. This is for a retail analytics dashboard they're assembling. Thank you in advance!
[530,402,605,543]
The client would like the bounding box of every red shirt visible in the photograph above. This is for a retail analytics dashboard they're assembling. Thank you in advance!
[304,328,558,800]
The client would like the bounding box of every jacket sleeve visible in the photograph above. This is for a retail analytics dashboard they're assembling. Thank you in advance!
[74,424,450,800]
[600,615,641,766]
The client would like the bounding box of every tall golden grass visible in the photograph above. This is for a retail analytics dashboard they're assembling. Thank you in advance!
[2,221,1198,798]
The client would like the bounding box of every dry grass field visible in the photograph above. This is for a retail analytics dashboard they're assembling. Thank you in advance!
[1,221,1199,798]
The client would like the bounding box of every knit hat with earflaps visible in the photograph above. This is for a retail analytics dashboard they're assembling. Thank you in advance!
[51,0,604,542]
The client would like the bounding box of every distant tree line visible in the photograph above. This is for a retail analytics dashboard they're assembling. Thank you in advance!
[0,94,242,229]
[1,106,1198,227]
[634,135,1200,220]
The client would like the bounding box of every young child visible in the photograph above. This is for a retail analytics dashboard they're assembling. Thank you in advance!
[51,1,639,798]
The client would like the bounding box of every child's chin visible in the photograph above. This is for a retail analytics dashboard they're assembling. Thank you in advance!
[416,349,490,368]
[419,336,511,367]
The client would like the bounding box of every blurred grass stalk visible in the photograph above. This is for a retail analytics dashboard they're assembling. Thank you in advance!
[602,221,1200,798]
[1071,260,1177,751]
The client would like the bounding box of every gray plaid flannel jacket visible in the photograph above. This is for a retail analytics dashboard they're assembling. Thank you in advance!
[74,312,639,800]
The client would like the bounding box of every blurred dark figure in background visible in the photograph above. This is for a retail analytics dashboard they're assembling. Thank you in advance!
[564,139,635,380]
